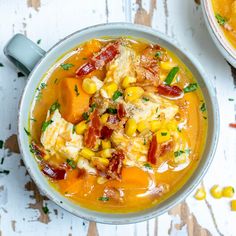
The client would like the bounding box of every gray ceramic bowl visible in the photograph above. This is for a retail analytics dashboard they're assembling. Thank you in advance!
[4,23,219,224]
[202,0,236,67]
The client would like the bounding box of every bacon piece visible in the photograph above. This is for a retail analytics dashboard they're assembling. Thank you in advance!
[157,84,183,97]
[84,126,97,148]
[76,41,120,77]
[42,164,66,180]
[30,141,45,159]
[100,126,113,139]
[229,123,236,128]
[90,109,102,136]
[117,103,126,120]
[147,135,161,164]
[107,150,125,180]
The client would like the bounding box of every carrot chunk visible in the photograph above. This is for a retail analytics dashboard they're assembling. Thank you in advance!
[58,77,90,124]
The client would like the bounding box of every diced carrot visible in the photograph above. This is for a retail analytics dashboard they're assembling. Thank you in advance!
[58,77,90,124]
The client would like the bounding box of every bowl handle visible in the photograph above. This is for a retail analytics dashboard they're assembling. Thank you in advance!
[4,34,46,76]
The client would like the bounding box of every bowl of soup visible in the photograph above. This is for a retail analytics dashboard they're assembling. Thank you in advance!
[202,0,236,66]
[4,23,219,224]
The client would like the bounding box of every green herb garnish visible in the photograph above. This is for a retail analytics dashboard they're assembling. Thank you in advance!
[112,91,123,101]
[215,13,227,26]
[183,83,198,93]
[66,159,76,169]
[174,150,185,157]
[106,108,117,114]
[200,102,206,112]
[54,78,58,84]
[49,101,60,114]
[164,67,179,85]
[144,163,152,169]
[0,170,10,175]
[74,84,80,96]
[98,196,109,202]
[24,128,30,136]
[90,103,97,112]
[42,120,53,132]
[0,140,3,149]
[155,52,162,58]
[60,63,74,71]
[39,83,47,90]
[161,132,167,136]
[142,97,149,102]
[42,204,49,214]
[82,57,87,60]
[82,112,89,120]
[143,138,147,145]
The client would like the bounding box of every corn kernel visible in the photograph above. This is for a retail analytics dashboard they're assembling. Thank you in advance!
[223,186,235,198]
[43,154,50,161]
[231,200,236,211]
[124,87,144,102]
[150,120,162,132]
[80,148,95,159]
[101,113,109,124]
[137,120,150,132]
[122,76,137,88]
[100,149,113,158]
[194,188,206,200]
[102,82,118,98]
[160,61,175,71]
[75,121,87,135]
[156,129,171,143]
[97,176,108,184]
[82,78,97,94]
[167,121,177,131]
[101,140,111,149]
[92,156,110,166]
[210,185,222,199]
[125,118,137,136]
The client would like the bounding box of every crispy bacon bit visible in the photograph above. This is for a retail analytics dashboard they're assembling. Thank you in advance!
[91,109,102,136]
[107,150,125,180]
[229,123,236,128]
[77,168,86,178]
[147,135,161,165]
[117,103,126,120]
[84,126,97,148]
[42,164,66,180]
[160,141,173,156]
[103,186,124,202]
[107,115,119,124]
[76,41,120,77]
[157,84,183,97]
[30,141,45,159]
[101,126,113,139]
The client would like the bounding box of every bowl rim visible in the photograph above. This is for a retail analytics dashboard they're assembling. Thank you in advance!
[202,0,236,66]
[17,22,220,224]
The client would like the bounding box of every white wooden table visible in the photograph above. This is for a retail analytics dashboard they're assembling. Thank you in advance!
[0,0,235,235]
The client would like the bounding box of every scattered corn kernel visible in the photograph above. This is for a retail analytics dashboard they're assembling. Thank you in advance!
[156,129,171,143]
[124,87,144,102]
[80,148,95,159]
[160,61,174,71]
[92,156,110,166]
[100,149,113,158]
[102,82,118,98]
[223,186,235,198]
[231,200,236,211]
[43,154,50,161]
[125,118,137,137]
[210,185,222,199]
[75,120,87,135]
[82,78,97,94]
[150,120,162,132]
[194,188,206,200]
[137,120,150,132]
[166,121,177,131]
[97,176,108,184]
[122,76,137,88]
[101,113,109,124]
[101,140,111,149]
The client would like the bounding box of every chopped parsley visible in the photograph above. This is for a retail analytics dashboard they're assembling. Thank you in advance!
[54,78,59,84]
[112,91,123,101]
[42,204,49,214]
[37,39,41,44]
[174,150,185,157]
[0,140,3,149]
[36,82,47,101]
[42,120,53,132]
[49,101,60,114]
[142,97,149,102]
[0,63,3,67]
[39,83,47,90]
[177,126,181,132]
[161,132,167,136]
[185,148,191,155]
[72,125,76,134]
[66,159,76,169]
[143,138,147,145]
[82,57,87,60]
[0,170,10,175]
[60,63,74,71]
[144,163,152,169]
[155,51,162,58]
[183,83,198,93]
[106,108,117,114]
[98,196,109,202]
[164,67,179,85]
[74,84,80,96]
[203,116,207,120]
[90,103,97,112]
[200,102,206,112]
[215,13,227,26]
[24,128,30,136]
[82,112,89,120]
